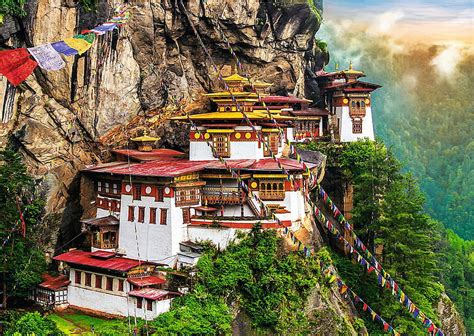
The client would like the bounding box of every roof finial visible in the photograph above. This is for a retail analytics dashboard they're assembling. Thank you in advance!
[335,62,339,71]
[349,60,353,70]
[233,63,238,74]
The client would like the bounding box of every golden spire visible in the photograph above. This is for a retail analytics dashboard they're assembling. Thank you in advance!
[349,61,353,70]
[233,63,238,74]
[335,62,339,71]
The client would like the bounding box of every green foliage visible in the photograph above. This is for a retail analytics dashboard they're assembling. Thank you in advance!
[152,229,323,335]
[150,293,232,335]
[5,312,64,336]
[313,140,445,335]
[0,149,47,301]
[78,0,98,12]
[437,230,474,332]
[0,0,26,17]
[319,23,474,240]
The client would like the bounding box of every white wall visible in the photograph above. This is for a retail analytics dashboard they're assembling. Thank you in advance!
[119,191,196,264]
[187,226,250,249]
[129,297,172,320]
[67,269,129,318]
[338,106,375,142]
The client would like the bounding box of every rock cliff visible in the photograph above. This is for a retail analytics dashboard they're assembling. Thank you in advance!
[0,0,328,250]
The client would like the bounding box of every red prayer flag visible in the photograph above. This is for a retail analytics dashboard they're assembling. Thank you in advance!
[383,322,389,331]
[363,303,368,311]
[0,48,38,85]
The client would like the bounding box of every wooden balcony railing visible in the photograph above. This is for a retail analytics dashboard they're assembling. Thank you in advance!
[259,191,285,201]
[202,186,244,205]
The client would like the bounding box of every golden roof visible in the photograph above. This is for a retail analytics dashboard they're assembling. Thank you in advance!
[131,130,160,142]
[222,73,249,82]
[343,61,365,76]
[204,91,258,98]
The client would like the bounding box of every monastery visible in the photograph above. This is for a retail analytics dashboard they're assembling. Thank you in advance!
[41,65,380,320]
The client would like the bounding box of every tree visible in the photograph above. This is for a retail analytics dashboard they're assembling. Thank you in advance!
[0,149,46,307]
[5,312,64,336]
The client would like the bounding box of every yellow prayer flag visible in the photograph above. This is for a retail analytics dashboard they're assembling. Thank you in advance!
[371,311,377,321]
[381,277,386,287]
[64,37,92,55]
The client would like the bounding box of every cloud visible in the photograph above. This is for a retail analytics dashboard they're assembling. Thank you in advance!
[369,10,405,35]
[430,44,463,77]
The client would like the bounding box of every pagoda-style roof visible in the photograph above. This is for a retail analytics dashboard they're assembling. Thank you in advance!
[222,73,249,82]
[128,288,180,301]
[261,95,312,104]
[204,91,258,98]
[319,80,381,92]
[113,148,185,162]
[131,134,160,142]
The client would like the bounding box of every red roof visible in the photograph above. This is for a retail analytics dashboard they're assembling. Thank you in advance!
[128,288,180,301]
[39,274,70,291]
[113,149,185,162]
[84,156,315,178]
[127,275,166,287]
[90,250,117,259]
[54,250,148,272]
[290,108,329,116]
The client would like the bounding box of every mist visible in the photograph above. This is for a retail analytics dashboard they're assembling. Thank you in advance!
[317,17,474,240]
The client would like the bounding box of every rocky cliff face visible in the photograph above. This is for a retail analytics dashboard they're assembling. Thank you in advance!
[0,0,328,250]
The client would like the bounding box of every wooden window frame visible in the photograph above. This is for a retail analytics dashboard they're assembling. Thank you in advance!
[133,184,142,200]
[212,134,230,158]
[155,186,164,202]
[128,206,135,222]
[150,207,157,224]
[118,279,124,292]
[146,299,153,311]
[263,133,279,157]
[95,275,102,289]
[182,208,191,224]
[137,297,143,309]
[75,270,81,284]
[259,180,285,201]
[106,277,113,291]
[160,208,168,225]
[85,273,92,287]
[138,207,145,223]
[175,188,200,206]
[352,119,363,134]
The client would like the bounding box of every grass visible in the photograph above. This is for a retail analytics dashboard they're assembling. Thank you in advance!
[48,310,126,335]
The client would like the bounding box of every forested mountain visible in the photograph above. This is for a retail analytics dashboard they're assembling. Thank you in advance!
[319,22,474,240]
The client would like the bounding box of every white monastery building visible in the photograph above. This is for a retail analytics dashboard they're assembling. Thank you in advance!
[51,64,379,319]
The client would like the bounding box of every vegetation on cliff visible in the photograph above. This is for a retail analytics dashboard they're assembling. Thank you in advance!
[151,229,356,335]
[0,149,47,307]
[305,140,472,334]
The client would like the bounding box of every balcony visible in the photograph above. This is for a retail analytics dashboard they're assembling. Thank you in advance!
[190,215,291,229]
[202,186,245,205]
[259,191,285,201]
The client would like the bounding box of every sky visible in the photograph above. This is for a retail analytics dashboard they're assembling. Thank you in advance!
[323,0,474,46]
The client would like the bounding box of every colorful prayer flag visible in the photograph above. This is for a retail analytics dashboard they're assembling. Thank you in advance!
[27,44,65,71]
[0,48,38,86]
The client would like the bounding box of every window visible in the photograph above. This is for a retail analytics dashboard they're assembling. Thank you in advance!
[138,207,145,223]
[95,275,102,289]
[352,119,363,134]
[182,208,191,224]
[137,297,143,309]
[147,299,153,311]
[160,209,168,225]
[128,206,135,222]
[155,187,164,202]
[97,181,102,192]
[75,271,82,284]
[259,180,285,200]
[263,133,279,157]
[85,273,92,287]
[133,184,141,200]
[349,98,366,117]
[118,279,124,292]
[212,134,230,157]
[150,208,157,224]
[113,183,118,194]
[175,188,200,206]
[106,277,113,291]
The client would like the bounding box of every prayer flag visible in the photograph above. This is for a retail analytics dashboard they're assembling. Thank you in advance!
[51,41,78,56]
[64,37,93,55]
[363,303,368,311]
[28,44,65,71]
[383,322,389,332]
[0,48,38,86]
[339,285,348,294]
